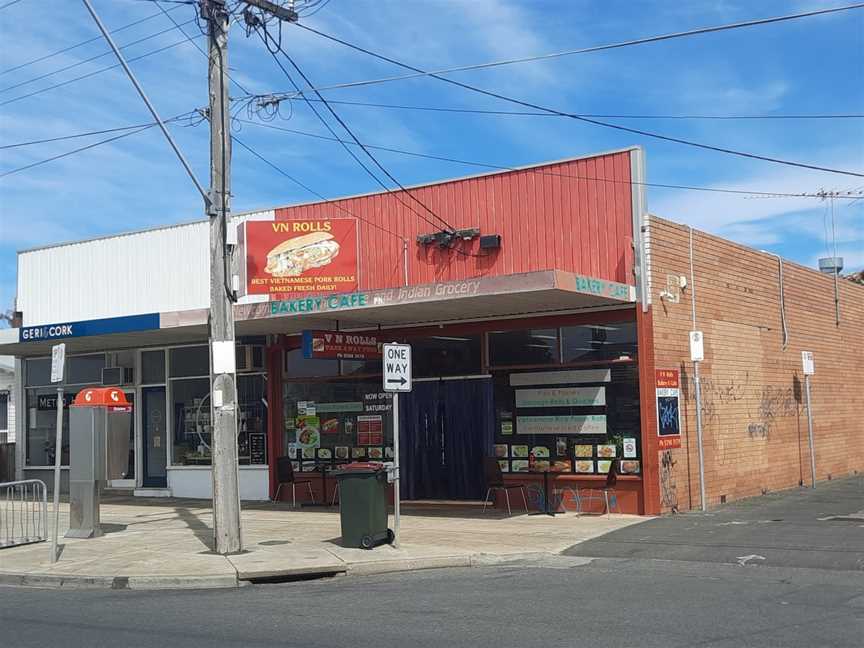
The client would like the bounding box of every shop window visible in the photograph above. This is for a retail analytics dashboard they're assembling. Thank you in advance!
[282,380,393,472]
[141,349,166,384]
[25,389,72,467]
[66,354,106,385]
[25,358,52,387]
[489,329,558,366]
[0,392,8,431]
[284,348,339,378]
[408,334,482,378]
[169,346,209,378]
[341,358,383,376]
[238,373,268,465]
[491,364,641,476]
[171,377,211,465]
[561,322,637,363]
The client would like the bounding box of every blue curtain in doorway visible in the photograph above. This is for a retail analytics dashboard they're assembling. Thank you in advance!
[398,381,443,500]
[441,378,495,500]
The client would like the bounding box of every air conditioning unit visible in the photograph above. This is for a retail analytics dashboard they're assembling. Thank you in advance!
[102,367,134,386]
[236,345,265,372]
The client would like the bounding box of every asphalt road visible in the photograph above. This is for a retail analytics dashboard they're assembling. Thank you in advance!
[1,477,862,648]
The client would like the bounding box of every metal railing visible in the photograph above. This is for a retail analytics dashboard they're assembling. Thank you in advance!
[1,480,48,549]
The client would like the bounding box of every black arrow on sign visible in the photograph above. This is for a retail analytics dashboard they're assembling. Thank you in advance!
[386,377,407,386]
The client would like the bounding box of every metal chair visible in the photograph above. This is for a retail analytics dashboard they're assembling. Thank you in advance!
[274,456,315,507]
[576,460,621,516]
[482,457,528,516]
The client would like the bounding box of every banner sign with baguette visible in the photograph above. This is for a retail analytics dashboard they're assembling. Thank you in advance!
[244,218,358,296]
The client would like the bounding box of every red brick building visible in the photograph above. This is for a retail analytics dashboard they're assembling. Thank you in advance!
[4,146,862,514]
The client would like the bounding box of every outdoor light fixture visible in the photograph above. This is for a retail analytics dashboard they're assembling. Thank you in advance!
[417,227,484,249]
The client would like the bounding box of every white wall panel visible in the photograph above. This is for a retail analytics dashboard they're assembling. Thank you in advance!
[17,221,209,325]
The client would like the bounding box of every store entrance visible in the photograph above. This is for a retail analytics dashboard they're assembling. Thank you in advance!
[399,377,494,501]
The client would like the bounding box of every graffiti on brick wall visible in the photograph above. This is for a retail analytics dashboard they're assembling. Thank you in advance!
[681,372,799,440]
[660,450,678,512]
[747,385,798,439]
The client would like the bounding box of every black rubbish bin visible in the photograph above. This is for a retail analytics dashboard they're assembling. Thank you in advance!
[335,462,393,549]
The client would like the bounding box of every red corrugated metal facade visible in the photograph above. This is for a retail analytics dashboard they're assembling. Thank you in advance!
[273,149,636,289]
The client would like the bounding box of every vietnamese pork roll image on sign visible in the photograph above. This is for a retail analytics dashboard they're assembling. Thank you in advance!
[244,219,358,296]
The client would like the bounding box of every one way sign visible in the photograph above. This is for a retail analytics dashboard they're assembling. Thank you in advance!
[383,343,412,393]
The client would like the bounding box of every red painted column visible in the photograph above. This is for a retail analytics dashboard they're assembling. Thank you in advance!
[637,306,661,515]
[266,342,284,500]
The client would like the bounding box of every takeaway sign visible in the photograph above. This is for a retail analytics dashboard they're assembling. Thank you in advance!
[302,330,381,360]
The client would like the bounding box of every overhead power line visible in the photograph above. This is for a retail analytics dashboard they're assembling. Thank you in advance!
[0,4,185,76]
[0,0,25,10]
[0,110,202,176]
[0,121,165,149]
[0,35,202,107]
[290,4,864,94]
[295,23,864,179]
[251,21,458,236]
[237,118,864,201]
[0,18,198,95]
[255,96,864,121]
[233,135,404,241]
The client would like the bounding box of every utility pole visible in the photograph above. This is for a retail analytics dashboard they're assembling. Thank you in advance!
[204,0,242,554]
[80,0,240,554]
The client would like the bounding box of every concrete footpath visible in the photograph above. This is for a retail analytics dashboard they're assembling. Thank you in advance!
[0,497,645,590]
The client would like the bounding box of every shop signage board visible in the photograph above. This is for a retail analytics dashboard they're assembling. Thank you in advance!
[19,313,160,343]
[249,432,266,465]
[656,369,682,449]
[302,329,381,360]
[509,369,611,386]
[516,414,607,435]
[383,343,412,393]
[515,386,605,408]
[244,219,358,297]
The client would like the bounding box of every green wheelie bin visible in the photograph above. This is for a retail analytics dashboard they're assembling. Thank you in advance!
[335,462,394,549]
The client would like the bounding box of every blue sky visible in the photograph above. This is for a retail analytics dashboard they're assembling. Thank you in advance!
[0,0,862,324]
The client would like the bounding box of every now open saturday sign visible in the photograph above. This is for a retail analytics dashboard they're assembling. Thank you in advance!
[383,343,412,393]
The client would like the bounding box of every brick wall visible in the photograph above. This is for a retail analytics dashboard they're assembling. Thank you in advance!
[647,216,864,512]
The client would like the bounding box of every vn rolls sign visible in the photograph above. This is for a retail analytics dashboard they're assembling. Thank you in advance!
[243,219,358,296]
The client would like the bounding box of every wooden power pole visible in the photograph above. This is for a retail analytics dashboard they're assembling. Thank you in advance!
[205,0,242,555]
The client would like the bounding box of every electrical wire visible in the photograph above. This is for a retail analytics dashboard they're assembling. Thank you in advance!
[1,122,163,149]
[0,18,198,95]
[237,117,864,201]
[0,110,203,178]
[154,0,252,96]
[232,136,405,242]
[292,4,864,93]
[0,35,202,107]
[0,4,185,76]
[294,24,864,179]
[252,22,459,238]
[253,96,864,121]
[0,0,25,10]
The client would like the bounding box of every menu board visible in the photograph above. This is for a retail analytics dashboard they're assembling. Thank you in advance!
[249,432,266,465]
[357,415,383,445]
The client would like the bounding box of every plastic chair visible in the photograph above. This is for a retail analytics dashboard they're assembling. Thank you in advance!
[482,457,528,516]
[274,456,315,507]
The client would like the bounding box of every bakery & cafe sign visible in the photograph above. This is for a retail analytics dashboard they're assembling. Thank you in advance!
[244,218,358,296]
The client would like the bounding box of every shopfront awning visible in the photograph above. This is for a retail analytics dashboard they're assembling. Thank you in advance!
[0,270,635,356]
[235,270,636,335]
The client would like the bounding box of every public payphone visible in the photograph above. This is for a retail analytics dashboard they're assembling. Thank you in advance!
[65,387,132,538]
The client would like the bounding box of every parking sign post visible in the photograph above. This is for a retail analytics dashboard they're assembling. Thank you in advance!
[802,351,816,488]
[383,343,412,548]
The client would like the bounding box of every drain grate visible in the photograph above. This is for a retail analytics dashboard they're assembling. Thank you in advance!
[259,540,292,546]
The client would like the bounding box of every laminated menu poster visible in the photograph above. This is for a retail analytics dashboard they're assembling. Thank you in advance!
[296,416,321,450]
[357,415,384,445]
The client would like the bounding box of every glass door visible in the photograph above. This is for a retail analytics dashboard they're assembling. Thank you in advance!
[142,386,168,488]
[108,391,136,488]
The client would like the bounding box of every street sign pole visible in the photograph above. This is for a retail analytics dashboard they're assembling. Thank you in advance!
[383,343,412,549]
[391,392,400,548]
[802,351,816,488]
[49,343,66,563]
